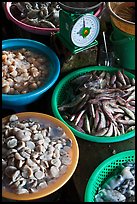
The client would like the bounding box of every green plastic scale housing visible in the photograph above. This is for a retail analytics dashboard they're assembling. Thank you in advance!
[57,9,99,54]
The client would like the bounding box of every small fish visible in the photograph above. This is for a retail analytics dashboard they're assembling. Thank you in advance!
[84,87,103,93]
[89,98,112,104]
[119,123,125,134]
[122,91,132,98]
[102,101,117,125]
[95,91,123,100]
[105,72,111,86]
[95,93,115,99]
[77,114,85,128]
[74,110,86,126]
[116,127,121,136]
[90,104,95,118]
[71,73,92,85]
[116,96,126,106]
[99,79,107,89]
[72,73,93,92]
[112,123,118,136]
[125,86,135,92]
[116,81,123,88]
[103,88,124,94]
[120,106,135,120]
[69,114,76,122]
[110,74,117,86]
[74,94,89,113]
[117,70,127,85]
[98,71,106,79]
[128,100,135,106]
[127,90,135,102]
[97,111,106,130]
[74,125,86,133]
[114,113,123,121]
[117,119,135,125]
[92,70,98,79]
[126,126,135,133]
[89,115,93,132]
[110,107,124,114]
[83,114,91,134]
[125,105,135,113]
[106,119,111,127]
[93,108,100,130]
[122,72,131,85]
[130,78,135,86]
[112,83,117,88]
[58,93,86,111]
[93,127,108,136]
[105,122,113,136]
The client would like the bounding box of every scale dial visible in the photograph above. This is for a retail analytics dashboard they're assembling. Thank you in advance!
[71,14,100,47]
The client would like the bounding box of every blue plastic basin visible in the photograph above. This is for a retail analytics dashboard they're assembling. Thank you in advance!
[2,38,60,106]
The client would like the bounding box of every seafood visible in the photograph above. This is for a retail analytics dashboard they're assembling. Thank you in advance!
[10,2,60,28]
[84,114,91,134]
[97,111,106,130]
[58,93,86,111]
[105,122,114,136]
[2,114,72,194]
[74,109,86,126]
[58,70,135,137]
[117,70,127,85]
[95,162,135,202]
[2,49,49,95]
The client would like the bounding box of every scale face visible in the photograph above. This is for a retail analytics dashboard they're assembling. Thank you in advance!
[71,14,100,47]
[57,8,101,54]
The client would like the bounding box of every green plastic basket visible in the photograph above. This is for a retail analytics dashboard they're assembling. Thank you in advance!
[84,150,135,202]
[51,66,135,143]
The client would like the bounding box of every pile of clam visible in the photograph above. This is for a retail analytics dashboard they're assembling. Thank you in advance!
[58,70,135,137]
[2,48,49,94]
[10,2,60,28]
[95,161,135,202]
[2,114,72,194]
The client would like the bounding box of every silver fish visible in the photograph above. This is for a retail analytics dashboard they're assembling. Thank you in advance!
[120,106,135,120]
[93,127,108,136]
[105,122,113,136]
[117,70,127,85]
[97,111,106,130]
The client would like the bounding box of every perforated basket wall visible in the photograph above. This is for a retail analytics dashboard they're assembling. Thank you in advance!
[84,150,135,202]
